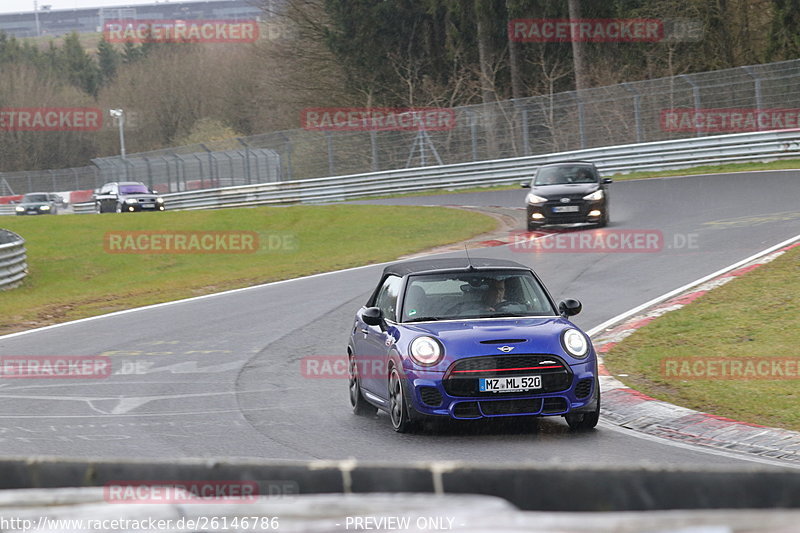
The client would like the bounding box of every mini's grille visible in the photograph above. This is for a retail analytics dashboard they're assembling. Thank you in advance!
[479,339,526,344]
[575,379,593,399]
[453,402,481,418]
[420,387,443,407]
[480,398,542,416]
[444,354,572,397]
[541,397,569,414]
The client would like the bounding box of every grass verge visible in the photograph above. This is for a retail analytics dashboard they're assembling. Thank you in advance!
[0,205,496,335]
[603,243,800,431]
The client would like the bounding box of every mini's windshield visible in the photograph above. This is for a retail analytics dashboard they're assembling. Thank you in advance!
[401,270,556,322]
[22,194,48,202]
[534,165,597,186]
[119,184,150,194]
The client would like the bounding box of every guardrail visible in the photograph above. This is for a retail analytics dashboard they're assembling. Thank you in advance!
[0,229,27,290]
[60,127,800,213]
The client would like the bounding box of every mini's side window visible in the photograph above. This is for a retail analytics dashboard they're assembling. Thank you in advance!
[374,275,402,322]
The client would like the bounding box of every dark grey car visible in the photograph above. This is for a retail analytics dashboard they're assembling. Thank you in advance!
[521,162,612,230]
[14,193,59,215]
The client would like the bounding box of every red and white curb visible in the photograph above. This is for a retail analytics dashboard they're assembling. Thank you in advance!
[591,238,800,463]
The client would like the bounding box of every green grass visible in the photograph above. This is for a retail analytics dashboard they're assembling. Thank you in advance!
[0,205,496,334]
[603,244,800,431]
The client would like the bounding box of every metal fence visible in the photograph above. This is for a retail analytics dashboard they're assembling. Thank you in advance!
[3,58,800,196]
[0,229,27,290]
[65,128,799,214]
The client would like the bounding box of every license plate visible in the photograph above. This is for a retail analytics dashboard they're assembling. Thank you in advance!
[141,203,155,208]
[479,375,542,393]
[552,205,580,213]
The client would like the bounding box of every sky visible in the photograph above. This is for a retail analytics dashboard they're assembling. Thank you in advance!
[0,0,203,15]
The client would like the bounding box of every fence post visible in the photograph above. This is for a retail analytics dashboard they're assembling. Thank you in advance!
[237,138,252,184]
[370,131,379,172]
[467,110,478,161]
[326,132,335,176]
[622,82,644,143]
[575,93,587,149]
[743,66,763,131]
[680,74,703,137]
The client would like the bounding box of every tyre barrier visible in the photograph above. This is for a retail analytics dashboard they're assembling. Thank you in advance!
[0,229,26,290]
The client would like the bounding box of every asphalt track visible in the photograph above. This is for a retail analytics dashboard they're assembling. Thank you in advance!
[0,170,799,468]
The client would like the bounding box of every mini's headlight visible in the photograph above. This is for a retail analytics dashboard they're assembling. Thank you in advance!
[561,328,589,358]
[40,205,50,210]
[156,197,164,203]
[526,193,548,204]
[125,198,137,204]
[409,336,443,366]
[583,189,604,201]
[15,206,24,212]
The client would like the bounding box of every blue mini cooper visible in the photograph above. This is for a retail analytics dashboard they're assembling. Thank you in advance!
[347,257,600,432]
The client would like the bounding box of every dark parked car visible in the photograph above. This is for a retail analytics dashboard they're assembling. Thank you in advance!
[521,161,612,230]
[15,193,59,215]
[348,257,599,433]
[94,182,165,213]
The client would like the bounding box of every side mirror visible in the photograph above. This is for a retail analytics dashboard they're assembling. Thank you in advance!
[602,178,613,184]
[362,306,384,328]
[520,181,531,188]
[558,299,582,317]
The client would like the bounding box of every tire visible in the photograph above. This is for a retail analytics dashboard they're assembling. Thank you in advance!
[564,388,600,431]
[95,202,103,214]
[349,354,377,416]
[388,366,416,433]
[115,203,123,213]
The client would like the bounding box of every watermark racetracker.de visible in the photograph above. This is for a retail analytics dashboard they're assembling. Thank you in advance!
[0,356,110,379]
[103,231,298,254]
[103,19,259,43]
[508,18,703,43]
[0,107,102,131]
[661,108,800,133]
[509,229,699,253]
[662,357,800,380]
[301,107,456,132]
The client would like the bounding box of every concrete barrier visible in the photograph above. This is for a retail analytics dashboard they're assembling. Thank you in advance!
[0,457,797,512]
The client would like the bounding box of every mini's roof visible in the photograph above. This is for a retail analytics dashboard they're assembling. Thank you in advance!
[383,257,530,277]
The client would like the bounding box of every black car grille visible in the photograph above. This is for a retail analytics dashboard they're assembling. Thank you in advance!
[451,396,569,418]
[541,397,569,414]
[574,379,593,399]
[453,402,481,418]
[443,354,572,397]
[420,387,443,407]
[480,398,542,416]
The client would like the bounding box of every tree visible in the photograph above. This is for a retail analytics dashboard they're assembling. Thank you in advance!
[61,32,100,97]
[97,36,120,86]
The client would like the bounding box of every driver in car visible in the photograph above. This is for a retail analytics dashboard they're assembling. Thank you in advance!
[482,279,506,311]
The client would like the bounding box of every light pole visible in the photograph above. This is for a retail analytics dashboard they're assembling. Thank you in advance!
[109,108,126,160]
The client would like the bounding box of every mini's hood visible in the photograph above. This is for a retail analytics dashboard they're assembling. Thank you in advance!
[396,317,589,366]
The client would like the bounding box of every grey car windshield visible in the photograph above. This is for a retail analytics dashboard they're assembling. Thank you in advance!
[401,270,556,322]
[119,184,150,194]
[22,194,49,202]
[534,166,597,186]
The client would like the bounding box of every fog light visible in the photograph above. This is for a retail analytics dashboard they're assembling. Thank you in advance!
[531,213,544,219]
[128,206,134,212]
[159,206,165,211]
[588,209,601,217]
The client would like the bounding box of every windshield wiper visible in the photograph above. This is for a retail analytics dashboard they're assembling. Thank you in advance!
[405,316,441,323]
